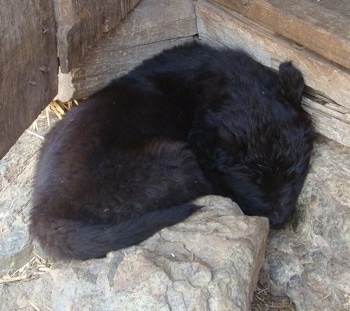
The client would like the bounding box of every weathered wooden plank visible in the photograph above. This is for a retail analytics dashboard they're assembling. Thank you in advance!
[54,0,141,73]
[302,97,350,148]
[0,0,58,159]
[209,0,350,70]
[96,0,197,50]
[72,38,194,99]
[196,0,350,110]
[310,0,350,17]
[67,0,197,99]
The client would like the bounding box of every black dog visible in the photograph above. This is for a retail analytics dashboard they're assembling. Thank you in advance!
[30,42,314,260]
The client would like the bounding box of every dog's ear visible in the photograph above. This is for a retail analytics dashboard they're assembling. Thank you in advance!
[277,62,305,106]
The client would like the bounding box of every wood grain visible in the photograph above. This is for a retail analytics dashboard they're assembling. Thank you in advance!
[196,0,350,109]
[302,97,350,147]
[55,0,141,73]
[70,0,197,99]
[0,0,58,159]
[210,0,350,70]
[196,0,350,147]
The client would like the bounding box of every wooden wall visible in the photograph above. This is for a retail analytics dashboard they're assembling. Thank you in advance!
[55,0,140,73]
[196,0,350,147]
[69,0,197,99]
[211,0,350,69]
[0,0,140,159]
[0,0,58,159]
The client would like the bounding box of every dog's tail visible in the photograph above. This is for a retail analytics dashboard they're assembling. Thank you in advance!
[30,204,201,260]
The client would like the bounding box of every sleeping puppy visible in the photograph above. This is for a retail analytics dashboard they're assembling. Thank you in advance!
[30,42,314,260]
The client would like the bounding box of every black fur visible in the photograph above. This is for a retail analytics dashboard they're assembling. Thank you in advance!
[30,42,314,260]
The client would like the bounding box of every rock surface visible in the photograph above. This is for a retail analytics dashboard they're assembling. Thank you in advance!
[260,136,350,311]
[1,195,269,311]
[0,131,40,278]
[0,113,269,311]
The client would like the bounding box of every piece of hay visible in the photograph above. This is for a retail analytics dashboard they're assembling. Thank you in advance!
[0,253,52,285]
[49,99,78,120]
[251,283,296,311]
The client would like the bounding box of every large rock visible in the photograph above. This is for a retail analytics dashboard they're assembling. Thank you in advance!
[0,130,40,277]
[0,112,60,279]
[0,196,269,311]
[260,136,350,311]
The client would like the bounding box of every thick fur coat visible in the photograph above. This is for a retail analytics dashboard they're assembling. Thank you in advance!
[30,42,314,260]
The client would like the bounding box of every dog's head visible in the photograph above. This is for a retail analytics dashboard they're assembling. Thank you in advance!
[218,144,313,226]
[189,62,314,226]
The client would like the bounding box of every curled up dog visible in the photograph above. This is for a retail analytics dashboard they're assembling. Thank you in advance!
[30,42,314,260]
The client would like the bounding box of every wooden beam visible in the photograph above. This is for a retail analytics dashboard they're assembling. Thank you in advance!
[70,0,197,99]
[302,97,350,148]
[54,0,141,73]
[209,0,350,70]
[71,38,194,99]
[0,0,58,159]
[196,0,350,147]
[196,0,350,109]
